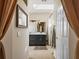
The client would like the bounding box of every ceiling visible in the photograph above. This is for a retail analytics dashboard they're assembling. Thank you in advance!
[27,0,61,13]
[29,12,53,21]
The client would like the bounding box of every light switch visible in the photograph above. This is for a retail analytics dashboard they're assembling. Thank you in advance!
[17,31,21,37]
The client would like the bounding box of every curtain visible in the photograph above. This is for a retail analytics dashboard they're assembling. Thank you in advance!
[0,0,16,59]
[0,41,5,59]
[61,0,79,59]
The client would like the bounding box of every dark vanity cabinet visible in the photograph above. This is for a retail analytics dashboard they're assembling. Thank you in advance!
[29,35,46,46]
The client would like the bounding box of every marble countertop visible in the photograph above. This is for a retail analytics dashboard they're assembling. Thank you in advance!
[29,32,47,35]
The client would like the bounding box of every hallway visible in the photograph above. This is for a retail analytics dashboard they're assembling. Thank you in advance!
[28,46,55,59]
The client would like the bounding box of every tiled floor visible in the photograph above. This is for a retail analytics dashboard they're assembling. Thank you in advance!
[28,46,55,59]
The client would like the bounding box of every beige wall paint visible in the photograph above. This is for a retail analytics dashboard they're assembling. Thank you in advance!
[69,27,77,59]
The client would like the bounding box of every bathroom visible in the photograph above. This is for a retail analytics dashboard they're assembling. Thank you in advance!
[28,9,56,59]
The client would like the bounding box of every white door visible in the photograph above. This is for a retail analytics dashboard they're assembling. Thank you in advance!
[56,6,69,59]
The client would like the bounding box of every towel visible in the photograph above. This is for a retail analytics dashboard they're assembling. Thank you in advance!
[0,41,5,59]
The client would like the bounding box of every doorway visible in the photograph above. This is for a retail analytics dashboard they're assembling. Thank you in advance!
[27,0,69,59]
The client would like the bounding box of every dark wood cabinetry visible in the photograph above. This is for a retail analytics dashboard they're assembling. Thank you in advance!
[29,35,46,46]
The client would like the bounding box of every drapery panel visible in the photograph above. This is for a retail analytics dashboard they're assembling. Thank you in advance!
[0,41,5,59]
[61,0,79,37]
[0,0,16,59]
[0,0,16,40]
[61,0,79,59]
